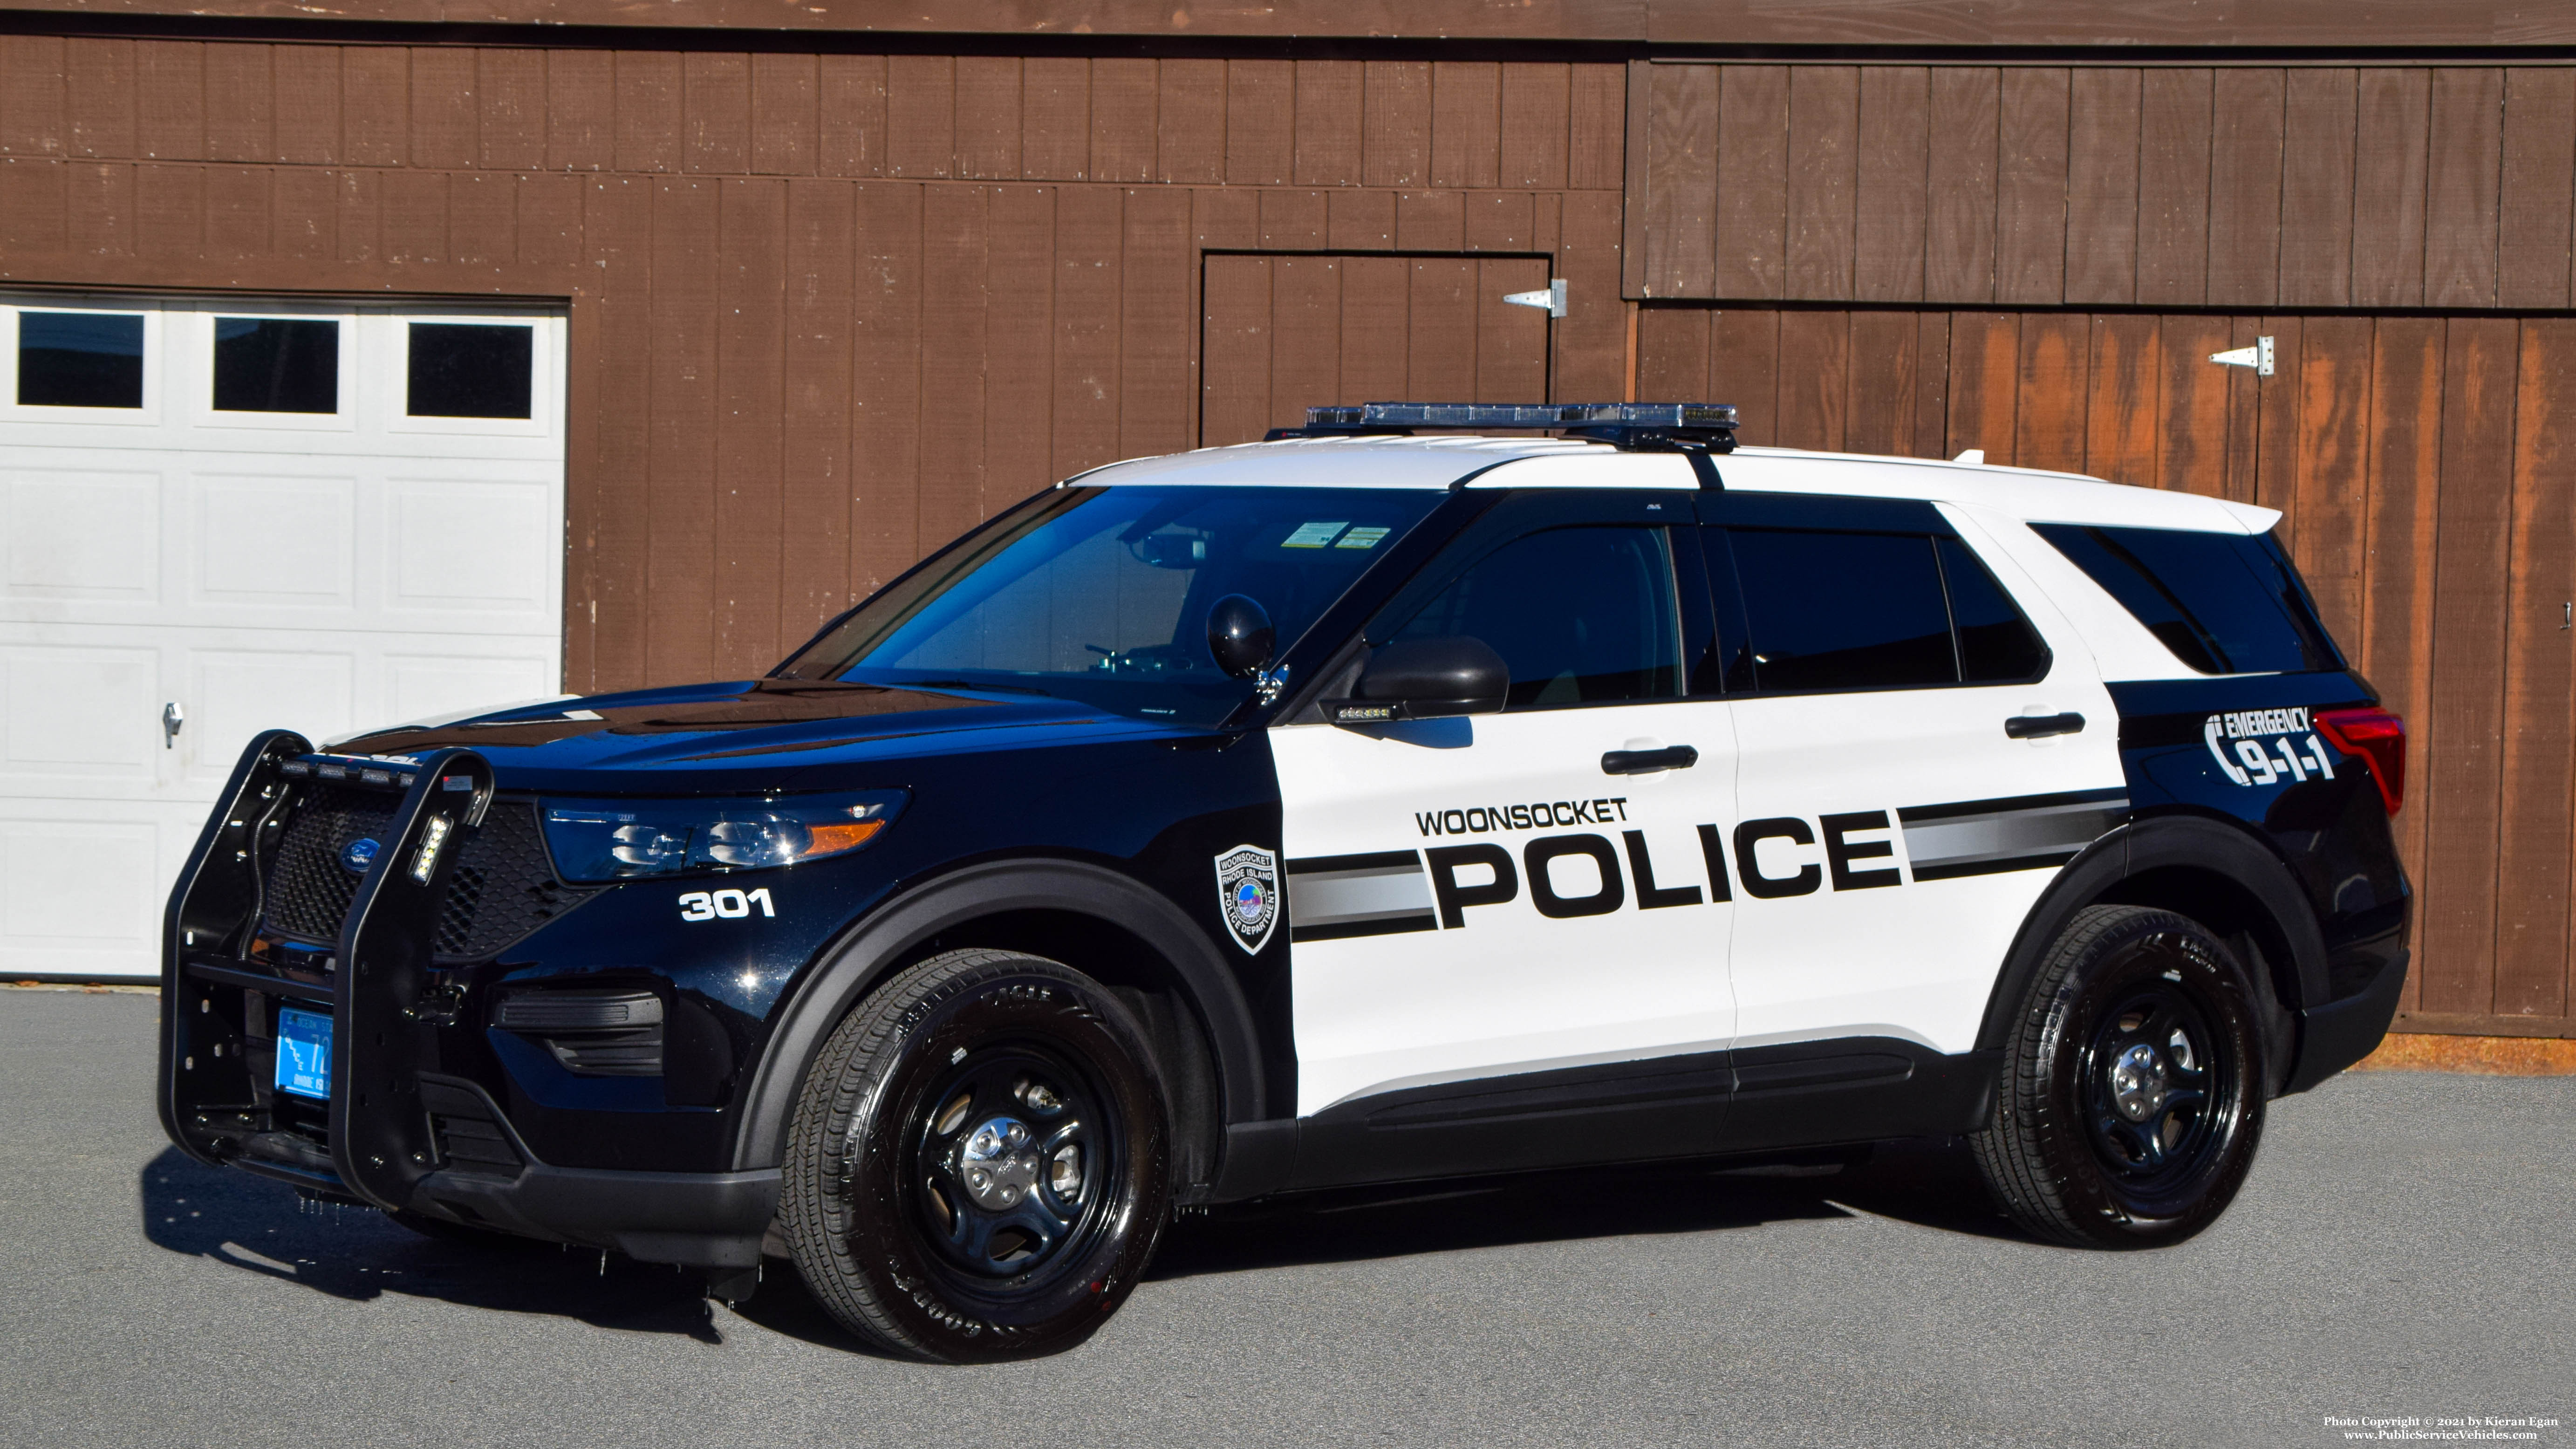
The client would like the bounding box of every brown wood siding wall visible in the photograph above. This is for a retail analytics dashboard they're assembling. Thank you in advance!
[0,38,1627,689]
[1642,305,2576,1040]
[1626,61,2576,311]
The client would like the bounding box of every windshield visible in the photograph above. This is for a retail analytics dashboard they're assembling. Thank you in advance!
[776,486,1448,724]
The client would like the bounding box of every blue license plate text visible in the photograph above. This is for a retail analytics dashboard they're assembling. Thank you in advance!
[275,1007,332,1100]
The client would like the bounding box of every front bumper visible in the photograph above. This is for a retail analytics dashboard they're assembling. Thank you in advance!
[409,1164,780,1266]
[159,734,780,1269]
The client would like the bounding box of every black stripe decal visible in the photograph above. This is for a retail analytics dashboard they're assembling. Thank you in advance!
[1907,851,2084,882]
[1290,912,1440,943]
[1285,849,1422,876]
[1895,786,2130,826]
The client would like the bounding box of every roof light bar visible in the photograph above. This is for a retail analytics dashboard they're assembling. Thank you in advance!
[1270,401,1736,451]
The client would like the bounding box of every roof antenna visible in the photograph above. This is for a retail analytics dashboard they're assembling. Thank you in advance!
[1952,448,1985,465]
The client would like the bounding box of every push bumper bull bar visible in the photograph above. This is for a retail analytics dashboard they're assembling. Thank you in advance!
[159,731,774,1270]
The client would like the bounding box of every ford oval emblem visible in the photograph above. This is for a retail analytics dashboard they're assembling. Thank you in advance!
[341,837,381,875]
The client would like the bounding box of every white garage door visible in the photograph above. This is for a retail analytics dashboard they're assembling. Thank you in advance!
[0,294,567,979]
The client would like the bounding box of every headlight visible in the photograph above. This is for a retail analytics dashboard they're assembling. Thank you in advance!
[540,792,906,882]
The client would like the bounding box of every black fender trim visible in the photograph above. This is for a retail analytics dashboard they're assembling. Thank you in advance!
[730,857,1267,1173]
[1977,812,2330,1088]
[2286,947,2408,1093]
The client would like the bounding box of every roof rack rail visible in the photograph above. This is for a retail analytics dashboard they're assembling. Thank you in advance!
[1266,402,1736,453]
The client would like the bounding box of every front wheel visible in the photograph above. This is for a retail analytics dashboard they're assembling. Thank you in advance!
[780,949,1171,1361]
[1970,905,2266,1249]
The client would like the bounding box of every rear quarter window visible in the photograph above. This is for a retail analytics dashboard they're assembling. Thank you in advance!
[2031,522,2342,675]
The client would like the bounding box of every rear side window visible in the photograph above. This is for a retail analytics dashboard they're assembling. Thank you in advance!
[1941,537,2053,683]
[2032,523,2342,675]
[1713,529,2050,694]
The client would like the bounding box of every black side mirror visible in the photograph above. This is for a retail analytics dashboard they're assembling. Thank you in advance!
[1329,637,1510,722]
[1206,595,1276,679]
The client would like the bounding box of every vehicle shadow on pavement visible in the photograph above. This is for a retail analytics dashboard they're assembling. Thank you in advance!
[1145,1135,2027,1281]
[137,1147,727,1343]
[726,1142,2031,1356]
[138,1136,2026,1358]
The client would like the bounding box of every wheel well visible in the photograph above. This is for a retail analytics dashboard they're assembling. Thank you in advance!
[2090,864,2301,1088]
[893,909,1226,1191]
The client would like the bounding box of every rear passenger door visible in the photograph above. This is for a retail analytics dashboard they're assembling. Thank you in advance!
[1703,493,2126,1064]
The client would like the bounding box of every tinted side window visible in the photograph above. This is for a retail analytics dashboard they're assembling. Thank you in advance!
[2033,523,2341,674]
[1938,536,2050,683]
[1724,530,1955,691]
[1391,526,1682,708]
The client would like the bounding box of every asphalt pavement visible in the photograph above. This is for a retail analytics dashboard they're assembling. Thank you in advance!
[3,987,2568,1449]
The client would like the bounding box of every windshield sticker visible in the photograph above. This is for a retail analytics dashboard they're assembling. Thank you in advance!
[1281,521,1348,548]
[1335,526,1392,549]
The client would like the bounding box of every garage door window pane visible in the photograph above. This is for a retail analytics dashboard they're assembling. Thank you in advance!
[17,311,144,408]
[213,319,338,414]
[1725,529,1956,692]
[408,323,533,419]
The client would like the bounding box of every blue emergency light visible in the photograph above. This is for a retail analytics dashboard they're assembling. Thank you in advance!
[1268,401,1736,451]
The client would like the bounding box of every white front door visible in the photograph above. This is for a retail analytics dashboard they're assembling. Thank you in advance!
[0,295,568,978]
[1274,506,1737,1117]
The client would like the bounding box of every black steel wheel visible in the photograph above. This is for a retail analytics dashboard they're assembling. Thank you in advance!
[1970,905,2265,1248]
[781,949,1170,1361]
[909,1041,1119,1283]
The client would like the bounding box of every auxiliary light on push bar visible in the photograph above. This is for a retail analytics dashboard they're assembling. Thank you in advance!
[1271,402,1738,451]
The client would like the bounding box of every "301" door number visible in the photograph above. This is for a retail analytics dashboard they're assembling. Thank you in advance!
[679,887,776,921]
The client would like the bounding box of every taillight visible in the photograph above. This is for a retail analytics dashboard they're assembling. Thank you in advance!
[2316,707,2406,816]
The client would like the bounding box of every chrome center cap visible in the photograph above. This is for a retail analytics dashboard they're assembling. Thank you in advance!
[957,1116,1041,1210]
[2109,1043,2169,1122]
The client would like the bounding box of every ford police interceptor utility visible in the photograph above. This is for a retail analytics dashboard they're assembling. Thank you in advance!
[159,403,2411,1362]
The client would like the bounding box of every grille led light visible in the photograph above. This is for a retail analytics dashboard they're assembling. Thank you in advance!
[410,814,451,882]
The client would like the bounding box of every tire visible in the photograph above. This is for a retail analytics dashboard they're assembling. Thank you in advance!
[780,949,1172,1362]
[1970,905,2266,1249]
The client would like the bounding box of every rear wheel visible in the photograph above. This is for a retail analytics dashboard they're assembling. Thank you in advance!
[780,949,1171,1361]
[1971,905,2265,1248]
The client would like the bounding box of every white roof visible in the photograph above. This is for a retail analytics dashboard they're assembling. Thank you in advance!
[1072,435,2280,534]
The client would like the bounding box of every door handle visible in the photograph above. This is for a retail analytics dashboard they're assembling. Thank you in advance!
[2004,712,2084,740]
[163,701,184,750]
[1601,745,1699,775]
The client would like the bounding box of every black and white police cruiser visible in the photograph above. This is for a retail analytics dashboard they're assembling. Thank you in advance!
[161,403,2412,1361]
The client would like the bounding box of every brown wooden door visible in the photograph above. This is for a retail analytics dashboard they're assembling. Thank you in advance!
[1200,254,1553,447]
[1640,306,2576,1039]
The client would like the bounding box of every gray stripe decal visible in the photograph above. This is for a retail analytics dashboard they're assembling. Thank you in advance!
[1898,794,2129,879]
[1286,854,1436,935]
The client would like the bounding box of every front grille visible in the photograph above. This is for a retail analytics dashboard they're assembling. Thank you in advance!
[433,803,591,960]
[263,784,395,944]
[262,787,591,962]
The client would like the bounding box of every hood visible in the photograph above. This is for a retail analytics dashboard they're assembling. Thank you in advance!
[328,678,1191,795]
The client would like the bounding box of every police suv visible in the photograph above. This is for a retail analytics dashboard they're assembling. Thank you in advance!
[160,403,2411,1361]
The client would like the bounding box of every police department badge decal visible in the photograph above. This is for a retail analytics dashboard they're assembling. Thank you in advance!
[1214,844,1280,955]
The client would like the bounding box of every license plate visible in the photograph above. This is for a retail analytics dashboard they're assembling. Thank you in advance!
[275,1007,332,1100]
